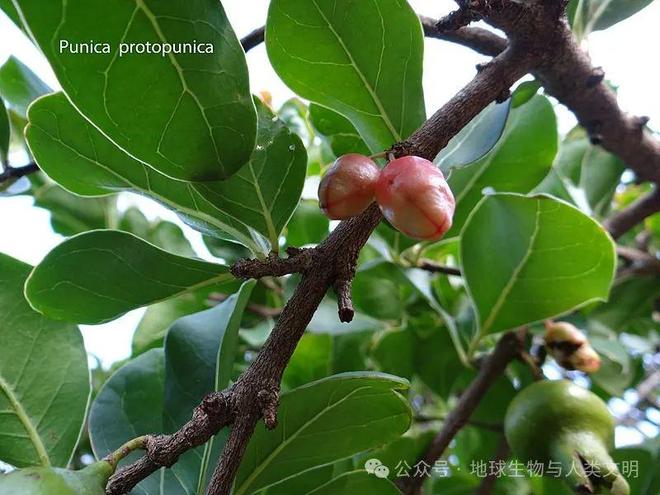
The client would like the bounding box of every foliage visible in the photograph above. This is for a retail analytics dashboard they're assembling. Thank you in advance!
[0,1,657,494]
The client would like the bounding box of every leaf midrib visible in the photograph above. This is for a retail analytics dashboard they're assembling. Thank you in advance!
[480,200,542,334]
[235,385,372,495]
[0,372,51,466]
[309,0,401,144]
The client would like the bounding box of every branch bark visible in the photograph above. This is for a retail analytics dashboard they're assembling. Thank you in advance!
[398,331,526,495]
[0,162,39,184]
[240,26,265,52]
[604,188,660,239]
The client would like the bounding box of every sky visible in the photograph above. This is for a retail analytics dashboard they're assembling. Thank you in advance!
[0,0,658,445]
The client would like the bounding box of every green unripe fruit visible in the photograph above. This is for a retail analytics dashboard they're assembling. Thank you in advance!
[505,380,629,494]
[0,460,113,495]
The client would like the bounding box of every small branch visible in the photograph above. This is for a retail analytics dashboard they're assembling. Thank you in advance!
[417,260,462,276]
[240,26,265,52]
[231,247,314,279]
[616,245,660,279]
[398,330,525,495]
[0,162,39,184]
[106,392,232,494]
[104,436,147,472]
[604,188,660,239]
[420,15,507,57]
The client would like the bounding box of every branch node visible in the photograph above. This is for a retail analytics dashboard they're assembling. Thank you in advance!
[436,6,480,32]
[496,88,511,103]
[258,386,280,430]
[634,115,650,131]
[586,66,605,88]
[333,279,355,323]
[145,435,178,468]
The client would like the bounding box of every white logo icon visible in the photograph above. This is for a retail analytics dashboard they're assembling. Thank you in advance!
[364,458,390,478]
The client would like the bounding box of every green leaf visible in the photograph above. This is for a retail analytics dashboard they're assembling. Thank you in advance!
[589,276,660,335]
[12,0,256,182]
[31,176,118,236]
[131,287,217,355]
[0,98,9,164]
[0,0,23,29]
[234,372,412,494]
[257,465,333,495]
[511,80,541,108]
[352,261,408,321]
[357,431,435,480]
[535,129,625,217]
[569,0,654,36]
[285,200,329,247]
[267,0,425,153]
[278,98,314,146]
[308,470,400,494]
[203,236,251,264]
[88,349,182,494]
[0,253,89,468]
[25,230,234,324]
[308,104,370,156]
[447,95,558,236]
[590,337,633,396]
[0,56,51,117]
[282,333,333,390]
[118,208,195,257]
[26,93,306,252]
[461,194,616,336]
[435,100,511,173]
[163,281,255,493]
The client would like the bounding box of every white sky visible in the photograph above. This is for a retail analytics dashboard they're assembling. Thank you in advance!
[0,0,657,445]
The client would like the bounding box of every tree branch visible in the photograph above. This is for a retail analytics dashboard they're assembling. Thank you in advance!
[417,260,462,276]
[240,26,265,52]
[419,15,507,57]
[604,188,660,239]
[0,162,39,184]
[398,330,526,495]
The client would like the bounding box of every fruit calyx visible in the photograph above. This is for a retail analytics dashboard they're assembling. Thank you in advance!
[544,321,601,373]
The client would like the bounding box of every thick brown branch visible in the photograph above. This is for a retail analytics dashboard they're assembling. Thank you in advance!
[398,331,525,495]
[240,26,265,52]
[604,188,660,239]
[0,162,39,183]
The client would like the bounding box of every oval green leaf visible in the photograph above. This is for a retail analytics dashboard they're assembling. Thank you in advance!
[461,193,616,336]
[0,253,89,468]
[25,230,234,324]
[267,0,425,152]
[308,104,370,157]
[0,98,9,164]
[447,95,558,236]
[26,93,306,252]
[308,471,401,495]
[0,56,51,118]
[435,99,511,173]
[88,349,184,494]
[12,0,256,181]
[163,281,255,493]
[234,372,411,494]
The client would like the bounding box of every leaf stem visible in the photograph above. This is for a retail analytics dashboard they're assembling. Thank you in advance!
[105,436,148,471]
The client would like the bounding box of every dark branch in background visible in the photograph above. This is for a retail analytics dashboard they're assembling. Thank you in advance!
[240,26,265,52]
[604,187,660,239]
[0,162,39,184]
[417,260,462,276]
[398,330,526,495]
[209,293,282,319]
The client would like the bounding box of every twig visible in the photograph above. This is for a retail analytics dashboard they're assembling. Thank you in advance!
[240,26,265,52]
[398,331,525,495]
[0,162,39,184]
[417,260,462,276]
[420,15,507,57]
[604,188,660,239]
